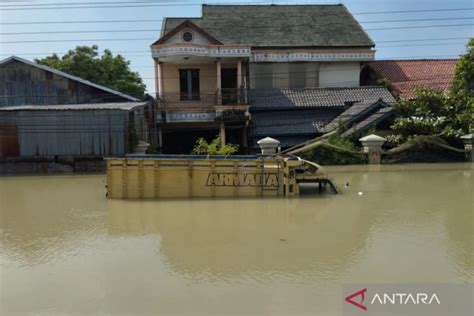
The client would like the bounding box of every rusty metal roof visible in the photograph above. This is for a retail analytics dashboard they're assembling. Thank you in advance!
[0,101,149,111]
[0,56,140,102]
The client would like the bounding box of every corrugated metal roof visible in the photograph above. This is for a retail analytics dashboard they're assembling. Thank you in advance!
[0,56,139,102]
[249,87,396,110]
[161,4,374,47]
[0,101,149,111]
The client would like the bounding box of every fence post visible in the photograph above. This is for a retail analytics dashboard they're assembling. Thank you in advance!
[257,137,280,155]
[460,134,474,162]
[359,134,386,164]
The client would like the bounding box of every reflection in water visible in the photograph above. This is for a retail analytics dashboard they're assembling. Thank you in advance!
[107,198,372,282]
[0,164,472,315]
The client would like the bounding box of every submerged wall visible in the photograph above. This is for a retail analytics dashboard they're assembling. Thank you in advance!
[0,110,129,157]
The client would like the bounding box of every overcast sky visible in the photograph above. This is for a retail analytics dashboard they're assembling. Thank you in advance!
[1,0,473,95]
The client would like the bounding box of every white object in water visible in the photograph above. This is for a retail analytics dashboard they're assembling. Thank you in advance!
[358,192,364,196]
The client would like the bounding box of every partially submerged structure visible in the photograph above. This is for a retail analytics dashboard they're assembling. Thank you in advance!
[0,56,151,161]
[249,87,396,147]
[0,102,149,157]
[320,97,398,137]
[151,4,392,153]
[106,154,338,199]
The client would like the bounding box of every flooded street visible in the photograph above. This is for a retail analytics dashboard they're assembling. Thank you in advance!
[0,163,472,315]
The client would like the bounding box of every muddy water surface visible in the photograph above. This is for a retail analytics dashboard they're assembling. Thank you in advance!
[0,163,472,315]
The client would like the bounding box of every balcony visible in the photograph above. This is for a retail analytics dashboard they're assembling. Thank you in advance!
[156,88,250,123]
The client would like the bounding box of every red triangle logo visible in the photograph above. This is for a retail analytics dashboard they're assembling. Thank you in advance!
[345,288,368,311]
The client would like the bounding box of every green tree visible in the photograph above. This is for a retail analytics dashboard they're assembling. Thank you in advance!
[450,38,474,133]
[192,136,239,155]
[36,45,146,98]
[392,88,459,140]
[451,38,474,99]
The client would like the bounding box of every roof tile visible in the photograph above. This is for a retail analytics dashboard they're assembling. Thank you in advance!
[249,87,395,110]
[162,4,374,47]
[370,59,458,99]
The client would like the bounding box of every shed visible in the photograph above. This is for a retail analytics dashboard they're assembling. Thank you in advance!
[0,102,150,158]
[0,56,138,107]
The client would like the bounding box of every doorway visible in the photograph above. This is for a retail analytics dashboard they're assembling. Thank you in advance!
[221,68,237,105]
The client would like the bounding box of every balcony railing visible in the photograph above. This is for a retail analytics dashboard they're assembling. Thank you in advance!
[157,88,249,112]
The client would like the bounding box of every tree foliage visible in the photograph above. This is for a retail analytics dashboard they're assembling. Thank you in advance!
[391,39,474,142]
[451,38,474,100]
[36,45,146,98]
[450,38,474,134]
[192,136,239,155]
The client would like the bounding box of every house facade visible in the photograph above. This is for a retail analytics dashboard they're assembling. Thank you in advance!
[152,4,391,153]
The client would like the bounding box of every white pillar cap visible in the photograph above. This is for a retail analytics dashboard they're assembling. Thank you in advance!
[257,137,280,146]
[359,134,387,142]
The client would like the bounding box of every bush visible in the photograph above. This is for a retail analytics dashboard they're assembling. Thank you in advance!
[192,136,239,155]
[145,145,161,154]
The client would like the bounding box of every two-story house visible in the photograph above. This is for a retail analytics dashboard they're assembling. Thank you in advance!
[151,4,394,152]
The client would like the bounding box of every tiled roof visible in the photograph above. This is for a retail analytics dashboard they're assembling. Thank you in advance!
[321,98,389,133]
[342,107,397,137]
[250,108,342,138]
[249,87,395,110]
[162,4,374,47]
[0,56,140,102]
[0,102,149,111]
[370,59,458,99]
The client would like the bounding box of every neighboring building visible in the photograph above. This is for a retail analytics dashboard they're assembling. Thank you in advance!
[0,56,138,107]
[0,56,151,159]
[151,4,381,152]
[0,102,149,158]
[321,97,397,138]
[361,59,458,99]
[250,87,396,147]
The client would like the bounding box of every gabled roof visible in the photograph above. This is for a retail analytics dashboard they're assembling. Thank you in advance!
[249,87,396,111]
[161,4,374,47]
[152,20,222,46]
[342,107,397,137]
[0,56,139,102]
[321,98,390,133]
[370,59,458,99]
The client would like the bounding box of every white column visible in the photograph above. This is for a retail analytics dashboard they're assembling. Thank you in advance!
[237,59,242,88]
[154,59,160,100]
[216,59,222,105]
[157,62,164,99]
[237,59,242,104]
[220,122,226,147]
[158,126,163,149]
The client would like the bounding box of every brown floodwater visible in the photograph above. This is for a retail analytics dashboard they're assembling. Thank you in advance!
[0,163,472,315]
